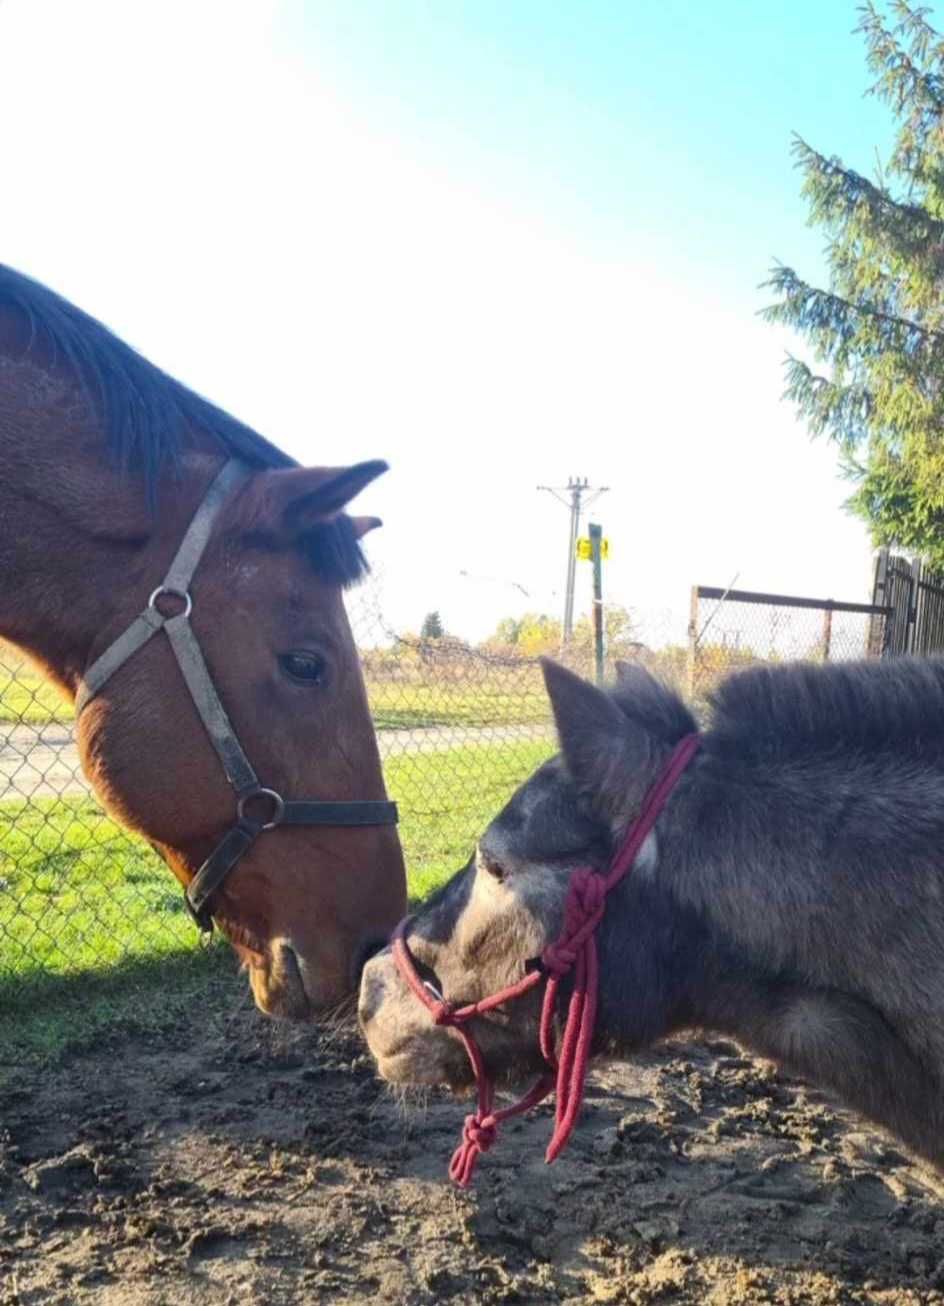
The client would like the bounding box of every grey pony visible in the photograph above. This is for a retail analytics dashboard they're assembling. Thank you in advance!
[360,655,944,1171]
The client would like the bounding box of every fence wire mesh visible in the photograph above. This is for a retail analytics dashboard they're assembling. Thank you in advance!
[687,587,888,709]
[0,578,584,999]
[1,578,890,1002]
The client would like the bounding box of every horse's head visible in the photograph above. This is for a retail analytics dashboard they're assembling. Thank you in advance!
[76,457,406,1018]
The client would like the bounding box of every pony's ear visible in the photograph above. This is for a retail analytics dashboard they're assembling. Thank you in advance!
[613,660,659,694]
[261,461,389,539]
[541,659,655,821]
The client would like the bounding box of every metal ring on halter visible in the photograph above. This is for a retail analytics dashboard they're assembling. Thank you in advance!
[237,787,286,831]
[148,585,193,619]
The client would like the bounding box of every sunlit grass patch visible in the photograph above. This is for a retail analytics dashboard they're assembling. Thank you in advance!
[0,737,555,1066]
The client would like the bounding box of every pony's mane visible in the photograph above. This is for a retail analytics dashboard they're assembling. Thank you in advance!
[707,656,944,764]
[0,264,368,588]
[611,670,698,745]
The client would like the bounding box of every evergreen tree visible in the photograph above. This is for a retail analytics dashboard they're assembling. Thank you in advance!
[420,610,444,639]
[764,1,944,567]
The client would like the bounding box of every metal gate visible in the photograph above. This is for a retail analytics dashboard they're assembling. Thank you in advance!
[872,549,944,657]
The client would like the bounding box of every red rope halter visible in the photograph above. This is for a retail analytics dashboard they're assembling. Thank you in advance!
[392,732,700,1187]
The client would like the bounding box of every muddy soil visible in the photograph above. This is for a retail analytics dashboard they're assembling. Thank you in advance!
[3,1003,944,1305]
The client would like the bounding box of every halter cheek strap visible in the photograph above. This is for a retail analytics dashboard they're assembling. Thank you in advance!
[392,731,700,1187]
[76,458,398,932]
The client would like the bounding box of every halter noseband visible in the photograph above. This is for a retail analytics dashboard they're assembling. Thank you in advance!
[392,732,700,1186]
[75,458,398,932]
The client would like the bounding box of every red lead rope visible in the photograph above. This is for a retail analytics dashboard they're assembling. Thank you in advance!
[391,732,701,1187]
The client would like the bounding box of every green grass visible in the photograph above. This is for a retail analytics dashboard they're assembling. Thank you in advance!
[385,737,554,899]
[0,737,554,1068]
[0,798,193,981]
[0,945,237,1071]
[367,679,549,730]
[0,668,551,729]
[0,663,73,724]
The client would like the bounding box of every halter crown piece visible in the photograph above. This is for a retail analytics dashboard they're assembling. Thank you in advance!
[392,731,701,1187]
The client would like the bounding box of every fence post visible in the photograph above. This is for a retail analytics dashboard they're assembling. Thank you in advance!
[906,558,918,655]
[914,558,926,655]
[589,522,604,686]
[687,586,699,700]
[821,604,833,662]
[870,549,889,657]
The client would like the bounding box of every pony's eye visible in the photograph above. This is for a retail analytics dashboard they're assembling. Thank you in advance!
[476,848,506,881]
[279,652,327,685]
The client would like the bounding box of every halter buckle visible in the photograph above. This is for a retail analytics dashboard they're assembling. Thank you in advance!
[148,585,193,619]
[184,890,214,934]
[237,787,286,831]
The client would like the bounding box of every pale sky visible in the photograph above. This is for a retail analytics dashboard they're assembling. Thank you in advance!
[1,0,895,645]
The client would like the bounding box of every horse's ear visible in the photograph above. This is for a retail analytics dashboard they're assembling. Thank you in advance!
[348,515,383,540]
[263,461,389,538]
[541,659,654,821]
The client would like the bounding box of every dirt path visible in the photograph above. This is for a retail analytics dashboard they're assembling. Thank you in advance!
[0,722,553,802]
[3,1006,944,1305]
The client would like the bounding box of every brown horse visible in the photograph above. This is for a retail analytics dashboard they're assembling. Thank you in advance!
[0,264,405,1018]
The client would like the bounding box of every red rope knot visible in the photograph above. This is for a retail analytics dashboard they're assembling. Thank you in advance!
[541,939,577,976]
[430,999,455,1026]
[448,1112,498,1187]
[567,867,606,922]
[541,870,606,976]
[463,1113,498,1151]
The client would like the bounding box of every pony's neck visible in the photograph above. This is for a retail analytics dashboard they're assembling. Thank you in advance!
[0,351,217,696]
[593,877,713,1054]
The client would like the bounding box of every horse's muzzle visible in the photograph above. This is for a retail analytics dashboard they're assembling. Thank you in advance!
[250,940,312,1020]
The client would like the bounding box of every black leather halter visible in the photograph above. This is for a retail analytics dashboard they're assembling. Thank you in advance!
[75,459,398,932]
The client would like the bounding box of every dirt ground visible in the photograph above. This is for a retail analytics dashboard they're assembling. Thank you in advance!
[4,1003,944,1306]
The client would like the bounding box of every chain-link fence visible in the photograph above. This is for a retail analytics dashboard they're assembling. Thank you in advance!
[686,586,889,709]
[1,579,592,1001]
[1,578,894,1006]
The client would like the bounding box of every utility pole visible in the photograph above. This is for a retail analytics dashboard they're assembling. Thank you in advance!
[537,477,608,646]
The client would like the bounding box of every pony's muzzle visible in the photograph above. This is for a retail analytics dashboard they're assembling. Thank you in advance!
[357,948,390,1032]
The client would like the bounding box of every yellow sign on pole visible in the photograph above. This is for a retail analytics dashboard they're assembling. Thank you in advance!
[576,536,609,560]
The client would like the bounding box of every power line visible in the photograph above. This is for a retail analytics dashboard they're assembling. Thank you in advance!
[458,569,532,598]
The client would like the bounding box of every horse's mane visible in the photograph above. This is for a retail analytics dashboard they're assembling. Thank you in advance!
[0,264,368,587]
[706,656,944,764]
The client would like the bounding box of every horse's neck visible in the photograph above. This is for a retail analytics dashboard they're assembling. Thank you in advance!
[1,482,129,692]
[0,353,213,695]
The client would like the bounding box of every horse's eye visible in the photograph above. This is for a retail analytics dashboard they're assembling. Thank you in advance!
[279,652,326,685]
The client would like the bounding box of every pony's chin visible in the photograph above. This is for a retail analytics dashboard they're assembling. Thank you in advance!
[376,1053,447,1087]
[371,1040,474,1092]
